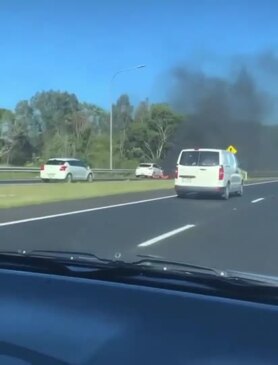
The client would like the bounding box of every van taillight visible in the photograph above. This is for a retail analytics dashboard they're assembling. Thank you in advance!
[219,165,224,180]
[175,168,178,179]
[40,164,45,171]
[60,165,67,171]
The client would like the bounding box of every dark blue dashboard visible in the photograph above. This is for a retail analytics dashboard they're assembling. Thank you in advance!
[0,267,277,364]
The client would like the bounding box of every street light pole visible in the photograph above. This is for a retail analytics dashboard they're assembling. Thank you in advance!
[109,64,146,170]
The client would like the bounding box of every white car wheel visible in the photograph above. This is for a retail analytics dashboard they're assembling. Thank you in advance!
[65,173,73,183]
[87,173,93,182]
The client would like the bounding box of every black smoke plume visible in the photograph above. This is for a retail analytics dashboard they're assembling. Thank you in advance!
[163,58,278,174]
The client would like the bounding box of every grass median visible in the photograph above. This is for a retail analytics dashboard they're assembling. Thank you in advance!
[0,180,174,209]
[0,172,40,180]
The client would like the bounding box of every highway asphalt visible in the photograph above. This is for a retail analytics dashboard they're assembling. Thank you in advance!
[0,180,278,277]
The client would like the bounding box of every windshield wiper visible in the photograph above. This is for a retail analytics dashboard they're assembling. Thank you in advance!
[21,249,113,263]
[0,250,251,281]
[0,250,277,290]
[0,250,222,280]
[0,250,75,275]
[0,250,221,272]
[26,251,222,277]
[134,254,222,276]
[134,255,278,286]
[0,249,118,275]
[0,250,276,305]
[220,269,278,287]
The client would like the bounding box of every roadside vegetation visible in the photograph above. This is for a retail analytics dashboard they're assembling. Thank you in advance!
[0,92,182,170]
[0,180,173,209]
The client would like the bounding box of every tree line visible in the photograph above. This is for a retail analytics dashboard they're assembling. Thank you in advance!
[0,91,182,168]
[1,89,278,172]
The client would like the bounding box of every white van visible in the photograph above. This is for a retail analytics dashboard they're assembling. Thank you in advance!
[175,148,243,199]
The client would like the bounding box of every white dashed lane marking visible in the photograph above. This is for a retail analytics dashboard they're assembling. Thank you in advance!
[138,224,196,247]
[251,198,265,204]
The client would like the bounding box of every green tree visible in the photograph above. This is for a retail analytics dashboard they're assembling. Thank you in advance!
[8,132,33,165]
[87,134,109,168]
[134,98,149,122]
[0,110,14,163]
[30,91,79,135]
[112,94,133,132]
[112,94,134,158]
[0,106,36,165]
[80,103,109,135]
[0,92,184,169]
[14,100,44,153]
[125,103,181,162]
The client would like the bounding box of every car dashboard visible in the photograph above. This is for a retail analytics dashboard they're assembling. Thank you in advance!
[0,267,277,365]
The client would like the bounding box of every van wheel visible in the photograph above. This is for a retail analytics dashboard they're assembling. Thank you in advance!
[65,173,73,183]
[222,183,230,200]
[42,179,49,183]
[176,192,186,199]
[236,182,244,197]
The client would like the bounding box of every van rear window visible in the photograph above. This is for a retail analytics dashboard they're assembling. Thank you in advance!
[179,151,219,166]
[179,151,199,166]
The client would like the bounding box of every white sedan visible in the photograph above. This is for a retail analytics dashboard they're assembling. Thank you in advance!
[135,163,163,178]
[40,158,94,182]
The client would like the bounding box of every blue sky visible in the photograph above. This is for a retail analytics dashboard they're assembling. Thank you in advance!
[1,0,278,111]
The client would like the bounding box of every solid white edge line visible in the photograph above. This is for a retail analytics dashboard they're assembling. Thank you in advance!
[138,224,196,247]
[251,198,265,204]
[0,195,176,227]
[245,180,278,186]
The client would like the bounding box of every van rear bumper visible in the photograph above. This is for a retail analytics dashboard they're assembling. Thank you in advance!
[175,185,225,195]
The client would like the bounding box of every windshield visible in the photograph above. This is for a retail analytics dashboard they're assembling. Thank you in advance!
[1,0,278,284]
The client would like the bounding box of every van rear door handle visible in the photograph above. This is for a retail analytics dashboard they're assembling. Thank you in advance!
[200,168,207,171]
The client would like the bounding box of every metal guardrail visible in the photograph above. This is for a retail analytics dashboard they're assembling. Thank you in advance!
[0,167,40,172]
[2,166,278,182]
[0,166,136,182]
[0,167,134,173]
